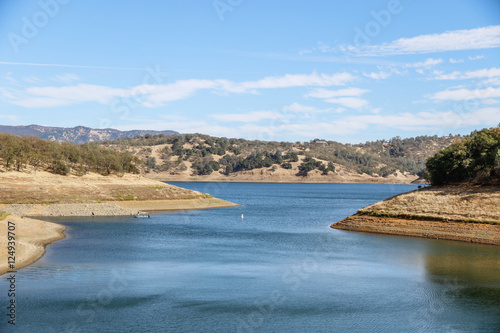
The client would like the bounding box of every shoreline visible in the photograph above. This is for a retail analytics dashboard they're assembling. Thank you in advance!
[332,215,500,245]
[0,198,239,276]
[151,175,424,185]
[0,215,66,276]
[161,179,424,184]
[331,185,500,246]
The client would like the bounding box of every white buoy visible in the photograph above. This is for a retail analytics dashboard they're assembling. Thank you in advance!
[241,214,244,219]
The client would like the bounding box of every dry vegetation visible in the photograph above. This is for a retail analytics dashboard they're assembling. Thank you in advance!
[359,185,500,224]
[333,185,500,245]
[0,169,208,205]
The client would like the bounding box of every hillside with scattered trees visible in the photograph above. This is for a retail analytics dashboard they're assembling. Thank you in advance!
[101,132,459,181]
[0,133,141,176]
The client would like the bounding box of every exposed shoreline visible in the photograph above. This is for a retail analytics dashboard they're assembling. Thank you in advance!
[147,172,423,185]
[331,185,500,245]
[332,215,500,245]
[0,198,239,276]
[0,171,240,276]
[0,215,66,276]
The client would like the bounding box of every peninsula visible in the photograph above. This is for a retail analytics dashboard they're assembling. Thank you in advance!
[332,127,500,245]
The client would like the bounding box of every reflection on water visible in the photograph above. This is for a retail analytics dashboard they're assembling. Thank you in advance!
[0,183,499,332]
[425,239,500,284]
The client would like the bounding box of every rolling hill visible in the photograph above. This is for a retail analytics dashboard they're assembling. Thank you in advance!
[0,124,178,144]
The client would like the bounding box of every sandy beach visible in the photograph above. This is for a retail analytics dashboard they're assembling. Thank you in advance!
[0,214,66,276]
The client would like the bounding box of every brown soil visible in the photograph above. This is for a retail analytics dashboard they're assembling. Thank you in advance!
[332,215,500,245]
[146,167,419,184]
[0,215,66,275]
[332,185,500,245]
[0,170,214,204]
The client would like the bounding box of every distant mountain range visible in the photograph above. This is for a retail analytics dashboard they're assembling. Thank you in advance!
[0,124,178,144]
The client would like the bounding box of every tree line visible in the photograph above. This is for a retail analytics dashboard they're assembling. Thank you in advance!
[0,133,141,176]
[425,127,500,185]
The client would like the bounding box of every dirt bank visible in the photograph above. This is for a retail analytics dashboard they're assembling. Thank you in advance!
[332,214,500,245]
[0,214,66,275]
[331,185,500,245]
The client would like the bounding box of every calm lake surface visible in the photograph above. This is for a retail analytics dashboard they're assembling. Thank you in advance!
[1,183,499,332]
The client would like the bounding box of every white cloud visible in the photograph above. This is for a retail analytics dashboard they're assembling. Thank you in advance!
[324,97,369,109]
[340,107,500,132]
[211,110,282,122]
[352,25,500,56]
[468,55,485,61]
[306,87,369,98]
[449,58,464,64]
[306,87,370,109]
[405,58,443,68]
[2,72,356,108]
[0,114,19,121]
[140,80,219,106]
[30,84,127,103]
[283,102,331,114]
[430,87,500,101]
[431,67,500,80]
[117,107,500,140]
[218,72,355,93]
[52,73,80,83]
[363,71,392,80]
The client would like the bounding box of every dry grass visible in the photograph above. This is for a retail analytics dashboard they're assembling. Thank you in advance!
[0,170,207,205]
[359,185,500,224]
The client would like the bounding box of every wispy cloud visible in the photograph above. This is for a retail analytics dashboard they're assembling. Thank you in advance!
[0,61,145,71]
[1,72,357,108]
[348,26,500,56]
[468,55,485,61]
[211,110,282,122]
[140,80,219,107]
[52,73,80,83]
[306,88,369,98]
[430,67,500,81]
[430,86,500,101]
[0,114,19,121]
[306,87,370,109]
[283,103,332,114]
[405,58,443,68]
[340,107,500,131]
[218,72,355,93]
[363,71,392,80]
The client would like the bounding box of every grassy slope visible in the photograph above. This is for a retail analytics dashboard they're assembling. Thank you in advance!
[358,185,500,225]
[0,170,210,204]
[332,185,500,245]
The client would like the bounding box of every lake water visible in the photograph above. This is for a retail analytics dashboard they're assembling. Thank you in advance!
[1,183,499,332]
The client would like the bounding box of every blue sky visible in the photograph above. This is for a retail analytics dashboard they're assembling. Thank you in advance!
[1,0,500,143]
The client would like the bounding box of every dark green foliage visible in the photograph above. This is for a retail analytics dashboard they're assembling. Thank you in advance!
[192,157,220,175]
[52,160,70,175]
[297,157,323,176]
[425,127,500,185]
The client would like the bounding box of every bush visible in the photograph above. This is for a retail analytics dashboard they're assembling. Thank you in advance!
[52,160,70,175]
[425,127,500,185]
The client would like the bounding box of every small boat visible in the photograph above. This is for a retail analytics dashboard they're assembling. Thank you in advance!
[134,214,150,218]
